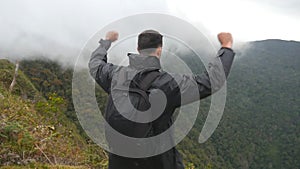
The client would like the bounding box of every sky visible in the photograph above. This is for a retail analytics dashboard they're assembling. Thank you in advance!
[168,0,300,41]
[0,0,299,63]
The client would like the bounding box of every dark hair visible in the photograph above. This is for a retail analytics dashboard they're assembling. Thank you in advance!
[138,30,163,51]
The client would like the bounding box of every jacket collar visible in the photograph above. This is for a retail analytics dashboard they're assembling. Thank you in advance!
[127,53,161,70]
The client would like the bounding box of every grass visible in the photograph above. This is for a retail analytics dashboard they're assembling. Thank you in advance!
[0,164,89,169]
[0,59,108,168]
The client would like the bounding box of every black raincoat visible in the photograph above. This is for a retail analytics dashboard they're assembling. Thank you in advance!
[89,39,235,169]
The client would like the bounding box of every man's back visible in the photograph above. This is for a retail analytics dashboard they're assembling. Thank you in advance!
[104,54,185,169]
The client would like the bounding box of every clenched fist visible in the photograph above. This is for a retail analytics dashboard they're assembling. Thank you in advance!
[106,31,119,42]
[218,32,233,48]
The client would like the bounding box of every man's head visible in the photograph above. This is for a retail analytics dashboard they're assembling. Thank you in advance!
[137,30,163,58]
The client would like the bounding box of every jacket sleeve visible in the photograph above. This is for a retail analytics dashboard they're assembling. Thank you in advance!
[88,39,117,93]
[170,47,235,107]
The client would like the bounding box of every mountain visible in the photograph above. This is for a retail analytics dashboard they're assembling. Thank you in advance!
[1,39,299,169]
[177,39,300,169]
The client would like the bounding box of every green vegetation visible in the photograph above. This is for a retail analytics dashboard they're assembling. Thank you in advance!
[0,164,89,169]
[0,59,39,100]
[0,59,108,168]
[176,40,300,169]
[1,39,299,168]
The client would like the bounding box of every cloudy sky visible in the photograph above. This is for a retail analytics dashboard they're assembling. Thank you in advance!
[0,0,299,62]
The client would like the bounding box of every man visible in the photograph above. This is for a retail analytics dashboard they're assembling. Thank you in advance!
[89,30,235,169]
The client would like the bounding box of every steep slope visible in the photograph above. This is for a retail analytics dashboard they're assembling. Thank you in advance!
[0,60,108,168]
[0,59,40,99]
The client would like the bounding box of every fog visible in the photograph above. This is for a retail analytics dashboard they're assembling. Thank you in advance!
[0,0,170,66]
[1,0,296,67]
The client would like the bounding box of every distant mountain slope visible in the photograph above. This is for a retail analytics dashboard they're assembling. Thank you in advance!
[179,39,300,169]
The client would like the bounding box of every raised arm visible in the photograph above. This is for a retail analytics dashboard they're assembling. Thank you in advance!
[88,31,119,93]
[170,33,235,107]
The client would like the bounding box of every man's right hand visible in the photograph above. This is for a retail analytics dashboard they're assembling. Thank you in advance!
[218,32,233,48]
[106,31,119,42]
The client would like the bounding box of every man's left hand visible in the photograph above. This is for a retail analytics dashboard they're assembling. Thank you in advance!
[105,31,119,42]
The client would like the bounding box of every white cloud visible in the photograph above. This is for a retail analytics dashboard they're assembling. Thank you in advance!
[0,0,299,64]
[167,0,300,41]
[0,0,169,63]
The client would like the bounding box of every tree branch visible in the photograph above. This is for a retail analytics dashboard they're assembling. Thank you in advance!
[9,60,20,93]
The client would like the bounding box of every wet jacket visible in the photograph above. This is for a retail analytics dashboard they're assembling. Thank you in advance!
[89,39,235,169]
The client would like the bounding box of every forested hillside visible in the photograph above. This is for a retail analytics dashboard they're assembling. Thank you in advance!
[1,39,299,168]
[177,40,300,169]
